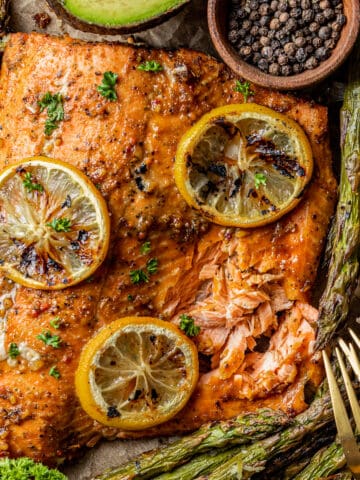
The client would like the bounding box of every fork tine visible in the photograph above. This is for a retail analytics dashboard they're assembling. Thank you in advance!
[339,338,360,383]
[350,328,360,350]
[335,346,360,434]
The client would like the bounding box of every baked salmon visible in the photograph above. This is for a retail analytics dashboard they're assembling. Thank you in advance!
[0,33,336,464]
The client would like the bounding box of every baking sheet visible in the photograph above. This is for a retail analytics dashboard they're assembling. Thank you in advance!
[7,1,360,478]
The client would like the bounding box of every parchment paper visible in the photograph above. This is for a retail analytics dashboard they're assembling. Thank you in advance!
[7,1,360,478]
[8,1,214,478]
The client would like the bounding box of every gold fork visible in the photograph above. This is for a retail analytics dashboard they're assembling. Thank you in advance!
[323,328,360,480]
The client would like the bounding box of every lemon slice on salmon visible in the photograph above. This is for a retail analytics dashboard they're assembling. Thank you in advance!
[175,103,313,228]
[0,156,110,289]
[75,317,199,429]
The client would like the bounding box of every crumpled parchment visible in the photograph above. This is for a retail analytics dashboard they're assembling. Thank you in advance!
[8,1,213,478]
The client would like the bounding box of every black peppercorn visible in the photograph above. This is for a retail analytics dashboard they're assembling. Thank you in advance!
[305,44,314,54]
[261,46,274,58]
[324,38,336,49]
[242,19,252,31]
[245,35,255,45]
[290,7,302,18]
[271,39,281,49]
[274,47,283,57]
[228,29,241,44]
[259,3,271,15]
[235,8,247,19]
[260,35,271,46]
[238,28,247,38]
[253,52,262,63]
[305,56,319,69]
[331,30,340,40]
[287,18,298,32]
[284,42,296,56]
[293,63,304,74]
[258,58,269,71]
[312,36,323,48]
[302,9,314,22]
[279,12,290,23]
[278,0,289,12]
[281,65,293,75]
[249,11,260,22]
[309,21,320,32]
[323,8,335,19]
[314,12,326,24]
[270,18,280,30]
[288,0,298,7]
[315,46,329,60]
[301,0,310,8]
[294,36,306,47]
[250,25,260,36]
[318,25,331,39]
[259,16,270,26]
[239,45,252,57]
[252,40,262,52]
[269,63,281,75]
[335,13,346,25]
[258,26,269,36]
[319,0,331,8]
[270,0,279,11]
[295,47,307,62]
[278,53,289,65]
[249,0,259,9]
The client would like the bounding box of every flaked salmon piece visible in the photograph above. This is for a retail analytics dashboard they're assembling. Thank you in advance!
[0,33,337,463]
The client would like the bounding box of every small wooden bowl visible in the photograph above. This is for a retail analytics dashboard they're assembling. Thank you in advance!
[208,0,360,90]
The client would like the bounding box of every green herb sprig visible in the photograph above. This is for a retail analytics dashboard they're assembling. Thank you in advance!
[130,269,149,285]
[38,92,64,136]
[179,314,200,337]
[146,258,158,275]
[137,60,163,73]
[254,173,267,189]
[140,241,151,255]
[8,342,20,359]
[97,71,118,101]
[46,218,71,233]
[23,172,44,193]
[49,366,61,379]
[37,331,62,349]
[234,80,254,103]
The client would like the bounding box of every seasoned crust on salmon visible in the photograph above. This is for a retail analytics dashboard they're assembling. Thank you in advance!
[0,33,336,464]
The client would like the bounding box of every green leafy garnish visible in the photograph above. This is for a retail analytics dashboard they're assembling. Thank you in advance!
[0,457,67,479]
[179,314,200,337]
[137,60,163,73]
[50,317,61,329]
[49,366,61,380]
[234,80,254,103]
[8,342,20,359]
[130,269,149,284]
[46,218,71,232]
[37,331,62,348]
[146,258,158,275]
[22,172,44,193]
[140,241,151,255]
[97,71,118,101]
[127,294,134,302]
[254,173,267,189]
[38,92,64,136]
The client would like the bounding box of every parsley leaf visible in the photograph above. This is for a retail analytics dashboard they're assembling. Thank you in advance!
[8,342,20,359]
[234,80,254,103]
[49,366,61,379]
[46,218,71,232]
[37,331,62,348]
[0,457,66,479]
[38,92,64,136]
[179,314,200,337]
[140,241,151,255]
[130,269,149,284]
[97,71,118,101]
[146,258,158,275]
[50,317,61,329]
[254,173,267,189]
[22,172,44,193]
[137,60,163,73]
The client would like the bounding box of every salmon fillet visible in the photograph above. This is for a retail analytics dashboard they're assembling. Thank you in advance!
[0,33,336,464]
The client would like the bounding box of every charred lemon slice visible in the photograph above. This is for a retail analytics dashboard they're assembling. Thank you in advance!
[75,317,199,429]
[175,103,313,228]
[0,156,110,289]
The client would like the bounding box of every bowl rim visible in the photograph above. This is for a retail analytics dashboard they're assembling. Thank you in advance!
[207,0,360,90]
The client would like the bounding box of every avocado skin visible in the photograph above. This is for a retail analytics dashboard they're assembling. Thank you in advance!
[46,0,190,35]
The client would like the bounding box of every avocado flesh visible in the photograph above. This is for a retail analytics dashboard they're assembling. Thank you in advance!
[64,0,187,26]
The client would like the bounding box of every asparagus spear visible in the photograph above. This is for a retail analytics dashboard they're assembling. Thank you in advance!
[320,472,353,480]
[293,441,346,480]
[95,409,289,480]
[315,37,360,349]
[154,447,240,480]
[198,386,333,480]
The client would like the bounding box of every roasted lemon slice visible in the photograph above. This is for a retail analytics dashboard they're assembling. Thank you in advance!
[175,103,313,228]
[75,317,199,429]
[0,157,110,289]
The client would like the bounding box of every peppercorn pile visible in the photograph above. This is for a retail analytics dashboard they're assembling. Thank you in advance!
[227,0,346,76]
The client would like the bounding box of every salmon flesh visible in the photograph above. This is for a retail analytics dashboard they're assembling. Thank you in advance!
[0,33,337,464]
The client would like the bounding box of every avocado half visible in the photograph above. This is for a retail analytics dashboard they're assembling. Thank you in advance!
[46,0,190,35]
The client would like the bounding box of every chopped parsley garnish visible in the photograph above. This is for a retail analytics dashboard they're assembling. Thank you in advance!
[254,173,267,189]
[8,342,20,359]
[127,294,134,302]
[234,80,254,103]
[22,172,44,193]
[50,317,61,329]
[37,331,62,348]
[130,269,149,284]
[0,457,66,479]
[179,314,200,337]
[38,92,64,136]
[49,366,61,379]
[46,217,71,232]
[97,71,118,101]
[140,241,151,255]
[137,60,163,73]
[146,258,158,275]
